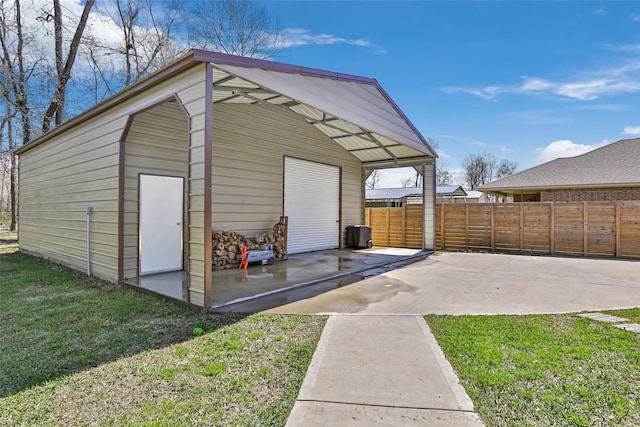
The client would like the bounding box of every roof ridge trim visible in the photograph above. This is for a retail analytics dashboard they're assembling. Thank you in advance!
[193,49,377,84]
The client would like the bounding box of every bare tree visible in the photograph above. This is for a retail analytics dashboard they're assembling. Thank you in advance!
[1,0,33,230]
[184,0,285,59]
[1,0,95,227]
[436,163,452,186]
[400,169,423,188]
[73,0,185,107]
[111,0,185,87]
[462,152,496,190]
[495,159,517,179]
[365,170,384,189]
[41,0,95,132]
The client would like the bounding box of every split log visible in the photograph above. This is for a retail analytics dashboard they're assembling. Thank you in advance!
[211,217,288,270]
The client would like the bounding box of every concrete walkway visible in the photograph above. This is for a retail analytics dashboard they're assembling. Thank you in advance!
[281,252,640,426]
[286,315,484,426]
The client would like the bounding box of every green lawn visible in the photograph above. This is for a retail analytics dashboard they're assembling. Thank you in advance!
[0,246,326,426]
[5,239,640,426]
[426,312,640,426]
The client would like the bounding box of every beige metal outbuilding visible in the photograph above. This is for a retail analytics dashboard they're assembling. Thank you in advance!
[16,50,437,308]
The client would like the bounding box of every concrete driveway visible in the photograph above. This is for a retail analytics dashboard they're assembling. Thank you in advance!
[268,252,640,315]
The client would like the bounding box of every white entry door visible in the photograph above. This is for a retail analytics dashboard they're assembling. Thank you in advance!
[139,174,184,275]
[284,157,340,254]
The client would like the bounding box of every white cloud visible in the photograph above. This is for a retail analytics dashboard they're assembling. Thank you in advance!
[499,146,515,153]
[435,148,452,159]
[555,79,640,100]
[442,60,640,101]
[282,28,386,53]
[535,139,609,164]
[376,167,416,188]
[604,43,640,55]
[520,76,553,91]
[623,126,640,135]
[440,86,501,100]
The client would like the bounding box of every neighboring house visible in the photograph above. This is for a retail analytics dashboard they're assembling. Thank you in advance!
[366,186,466,207]
[15,50,437,309]
[478,138,640,202]
[454,190,485,203]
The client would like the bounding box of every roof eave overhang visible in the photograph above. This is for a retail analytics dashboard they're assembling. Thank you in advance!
[362,156,435,169]
[17,51,202,155]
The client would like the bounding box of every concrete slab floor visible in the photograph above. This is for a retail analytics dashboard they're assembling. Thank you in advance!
[268,252,640,315]
[210,247,426,311]
[125,247,427,310]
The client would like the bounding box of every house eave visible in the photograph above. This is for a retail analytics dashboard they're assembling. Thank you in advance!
[480,181,640,193]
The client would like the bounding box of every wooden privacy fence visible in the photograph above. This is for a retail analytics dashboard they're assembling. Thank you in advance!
[365,204,424,249]
[365,201,640,258]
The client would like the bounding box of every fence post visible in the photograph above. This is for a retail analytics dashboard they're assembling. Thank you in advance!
[490,204,495,251]
[465,203,470,251]
[583,201,588,257]
[440,203,445,250]
[615,201,621,257]
[402,204,407,247]
[550,202,555,255]
[386,207,391,247]
[519,203,524,253]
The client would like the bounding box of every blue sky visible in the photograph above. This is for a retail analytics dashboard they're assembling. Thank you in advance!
[259,1,640,187]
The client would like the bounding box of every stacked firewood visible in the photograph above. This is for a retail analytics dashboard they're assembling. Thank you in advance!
[212,217,287,270]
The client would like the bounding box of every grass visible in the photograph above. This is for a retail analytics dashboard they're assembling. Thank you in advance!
[0,229,17,250]
[0,246,326,426]
[426,313,640,426]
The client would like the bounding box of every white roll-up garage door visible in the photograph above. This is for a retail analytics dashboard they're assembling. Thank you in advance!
[284,157,340,254]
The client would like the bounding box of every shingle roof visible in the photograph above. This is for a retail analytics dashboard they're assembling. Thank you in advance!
[478,138,640,191]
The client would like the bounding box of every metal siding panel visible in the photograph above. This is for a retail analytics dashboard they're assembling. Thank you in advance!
[122,102,189,280]
[19,135,120,280]
[184,75,209,306]
[423,162,436,250]
[211,105,362,239]
[18,64,208,283]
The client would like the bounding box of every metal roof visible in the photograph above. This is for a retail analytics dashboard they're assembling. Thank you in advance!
[478,138,640,192]
[366,186,466,200]
[17,50,437,166]
[208,53,436,166]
